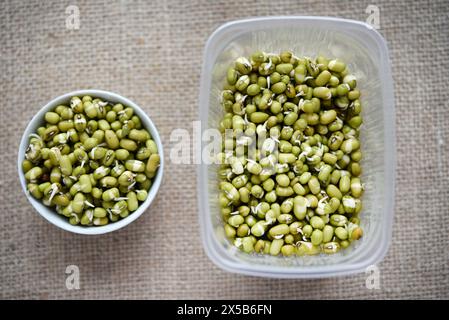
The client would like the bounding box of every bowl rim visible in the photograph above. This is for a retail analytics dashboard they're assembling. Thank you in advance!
[18,89,164,235]
[197,16,396,278]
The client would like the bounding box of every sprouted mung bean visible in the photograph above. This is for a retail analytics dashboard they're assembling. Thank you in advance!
[218,51,364,256]
[23,96,160,226]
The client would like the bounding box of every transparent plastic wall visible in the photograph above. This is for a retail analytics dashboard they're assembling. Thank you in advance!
[198,17,395,277]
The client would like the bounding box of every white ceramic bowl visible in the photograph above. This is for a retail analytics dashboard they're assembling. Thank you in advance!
[18,90,164,235]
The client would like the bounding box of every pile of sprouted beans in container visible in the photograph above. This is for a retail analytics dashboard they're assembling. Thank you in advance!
[217,51,364,256]
[22,96,160,226]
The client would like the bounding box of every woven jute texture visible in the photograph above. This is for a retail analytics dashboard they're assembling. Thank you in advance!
[1,0,448,299]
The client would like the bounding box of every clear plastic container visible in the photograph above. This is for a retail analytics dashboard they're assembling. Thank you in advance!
[197,16,395,278]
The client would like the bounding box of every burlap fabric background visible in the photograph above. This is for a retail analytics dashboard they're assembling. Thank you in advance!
[1,0,448,299]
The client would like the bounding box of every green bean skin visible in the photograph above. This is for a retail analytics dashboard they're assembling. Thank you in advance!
[23,95,160,226]
[219,52,364,256]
